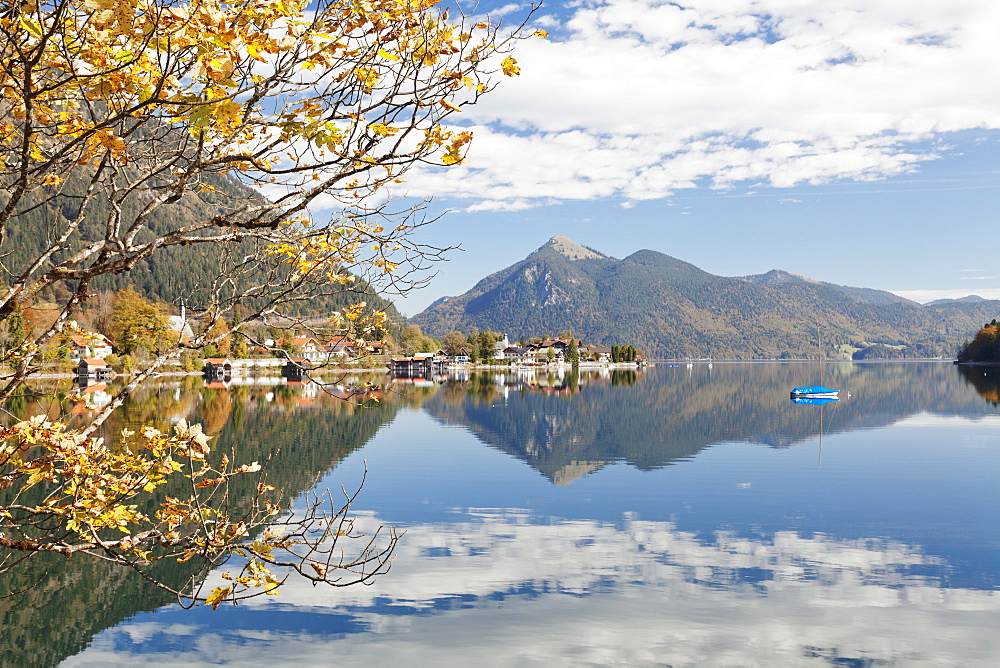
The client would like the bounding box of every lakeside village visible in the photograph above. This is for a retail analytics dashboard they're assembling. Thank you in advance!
[10,288,645,384]
[70,330,644,383]
[388,334,645,376]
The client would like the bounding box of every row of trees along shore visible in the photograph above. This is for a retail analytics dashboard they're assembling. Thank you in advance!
[431,329,642,364]
[957,320,1000,363]
[2,285,400,373]
[0,0,540,608]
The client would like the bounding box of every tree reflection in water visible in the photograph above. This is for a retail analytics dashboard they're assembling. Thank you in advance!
[0,376,408,667]
[957,364,1000,406]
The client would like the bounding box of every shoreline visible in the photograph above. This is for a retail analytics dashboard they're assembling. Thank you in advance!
[9,357,961,382]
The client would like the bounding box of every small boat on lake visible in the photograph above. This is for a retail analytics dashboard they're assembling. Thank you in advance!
[791,328,841,401]
[790,385,840,399]
[791,394,840,405]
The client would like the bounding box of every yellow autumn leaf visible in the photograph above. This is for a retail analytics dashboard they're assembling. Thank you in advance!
[19,16,43,37]
[439,99,462,112]
[533,29,549,38]
[501,55,520,77]
[246,43,268,63]
[369,123,399,136]
[205,585,232,610]
[442,147,463,165]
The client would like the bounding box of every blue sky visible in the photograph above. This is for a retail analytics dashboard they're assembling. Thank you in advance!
[386,0,1000,315]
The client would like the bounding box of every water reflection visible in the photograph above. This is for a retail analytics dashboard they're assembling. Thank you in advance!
[0,374,410,668]
[68,509,1000,666]
[4,362,998,665]
[422,362,997,484]
[957,364,1000,406]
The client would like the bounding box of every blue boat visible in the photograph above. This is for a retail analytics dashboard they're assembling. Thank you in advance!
[790,385,839,399]
[792,329,841,401]
[791,395,840,406]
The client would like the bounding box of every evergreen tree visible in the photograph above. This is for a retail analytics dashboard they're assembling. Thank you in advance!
[477,329,500,361]
[566,339,580,366]
[8,304,25,346]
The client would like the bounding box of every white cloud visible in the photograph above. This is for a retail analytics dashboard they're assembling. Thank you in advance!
[487,2,530,18]
[401,0,1000,210]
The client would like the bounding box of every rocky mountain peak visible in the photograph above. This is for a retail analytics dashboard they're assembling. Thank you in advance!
[544,236,605,261]
[741,269,821,285]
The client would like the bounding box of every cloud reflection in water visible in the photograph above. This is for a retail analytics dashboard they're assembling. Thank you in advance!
[66,508,1000,666]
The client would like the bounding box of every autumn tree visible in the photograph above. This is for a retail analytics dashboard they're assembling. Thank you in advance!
[201,317,232,358]
[442,329,467,353]
[110,287,170,355]
[399,323,437,355]
[230,335,249,359]
[957,322,1000,363]
[466,329,499,362]
[0,0,536,607]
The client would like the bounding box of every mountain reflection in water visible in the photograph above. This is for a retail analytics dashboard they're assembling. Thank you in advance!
[6,362,1000,666]
[423,361,998,484]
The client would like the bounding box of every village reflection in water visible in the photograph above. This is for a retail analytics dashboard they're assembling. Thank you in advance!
[2,362,999,666]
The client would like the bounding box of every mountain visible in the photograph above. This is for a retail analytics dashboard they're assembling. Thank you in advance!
[924,295,988,306]
[411,236,1000,359]
[739,269,918,306]
[3,158,400,320]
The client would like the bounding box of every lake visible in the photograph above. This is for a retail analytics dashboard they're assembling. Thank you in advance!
[6,361,1000,666]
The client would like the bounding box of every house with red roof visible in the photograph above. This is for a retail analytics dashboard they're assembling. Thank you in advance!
[203,357,233,375]
[69,333,113,361]
[77,358,112,379]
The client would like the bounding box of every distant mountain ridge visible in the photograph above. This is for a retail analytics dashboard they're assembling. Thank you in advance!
[925,295,988,306]
[411,236,1000,359]
[738,270,918,306]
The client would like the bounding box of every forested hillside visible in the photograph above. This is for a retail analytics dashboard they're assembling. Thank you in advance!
[412,236,999,359]
[2,160,400,319]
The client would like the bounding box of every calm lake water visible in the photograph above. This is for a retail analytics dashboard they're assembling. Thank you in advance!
[7,361,1000,666]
